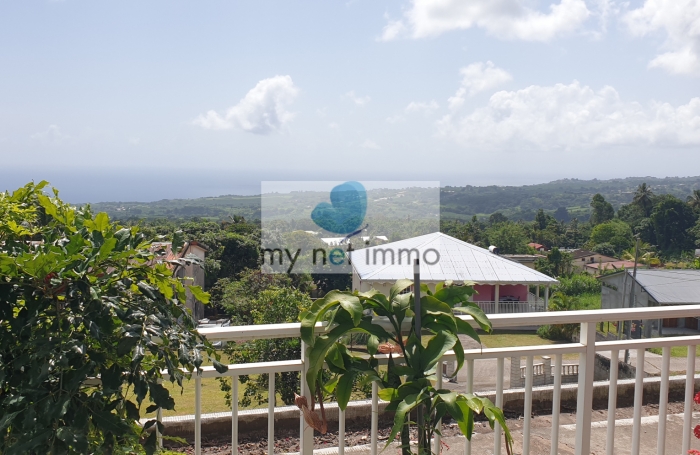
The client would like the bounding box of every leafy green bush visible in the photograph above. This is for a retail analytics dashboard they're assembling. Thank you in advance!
[0,182,224,455]
[220,286,311,406]
[553,273,601,296]
[537,292,583,341]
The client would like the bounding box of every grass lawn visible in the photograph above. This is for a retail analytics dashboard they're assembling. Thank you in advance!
[578,293,601,310]
[478,332,580,360]
[648,345,700,357]
[138,374,290,418]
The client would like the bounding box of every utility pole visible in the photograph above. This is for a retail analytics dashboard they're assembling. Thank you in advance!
[624,235,640,363]
[413,259,425,451]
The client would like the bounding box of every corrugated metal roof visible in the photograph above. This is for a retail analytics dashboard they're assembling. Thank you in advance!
[628,269,700,304]
[349,232,558,285]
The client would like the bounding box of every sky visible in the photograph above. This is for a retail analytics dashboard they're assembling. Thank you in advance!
[1,0,699,202]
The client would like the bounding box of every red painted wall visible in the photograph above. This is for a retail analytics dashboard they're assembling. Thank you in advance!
[472,284,528,302]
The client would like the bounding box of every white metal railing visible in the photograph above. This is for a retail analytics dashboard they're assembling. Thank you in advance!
[165,304,700,455]
[473,300,545,314]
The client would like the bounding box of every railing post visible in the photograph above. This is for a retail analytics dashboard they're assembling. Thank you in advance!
[682,344,697,454]
[494,357,504,455]
[494,284,500,314]
[300,341,314,455]
[232,375,239,455]
[195,374,202,455]
[156,379,163,449]
[574,322,595,455]
[656,346,670,455]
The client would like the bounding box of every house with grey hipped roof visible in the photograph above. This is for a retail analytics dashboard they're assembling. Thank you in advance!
[599,269,700,337]
[348,232,558,314]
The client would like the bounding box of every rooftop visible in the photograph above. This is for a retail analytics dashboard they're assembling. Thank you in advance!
[603,269,700,305]
[349,232,558,285]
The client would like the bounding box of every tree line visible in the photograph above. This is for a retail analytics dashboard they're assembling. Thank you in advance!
[442,185,700,262]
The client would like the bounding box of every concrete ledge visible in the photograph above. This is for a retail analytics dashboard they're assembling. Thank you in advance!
[153,374,700,441]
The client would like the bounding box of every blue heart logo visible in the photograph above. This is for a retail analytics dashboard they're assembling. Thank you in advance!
[311,181,367,235]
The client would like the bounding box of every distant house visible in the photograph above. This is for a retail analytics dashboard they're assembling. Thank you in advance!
[572,249,619,272]
[502,254,546,269]
[583,260,638,275]
[152,241,208,321]
[348,232,557,314]
[599,269,700,337]
[528,242,548,252]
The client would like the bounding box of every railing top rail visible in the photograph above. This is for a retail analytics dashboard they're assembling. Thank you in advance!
[197,305,700,342]
[474,304,700,329]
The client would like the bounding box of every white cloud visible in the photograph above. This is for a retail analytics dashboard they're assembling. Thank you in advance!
[437,81,700,149]
[386,114,405,124]
[624,0,700,75]
[128,137,141,146]
[328,122,340,129]
[344,90,371,106]
[448,62,512,109]
[405,100,440,114]
[193,75,299,134]
[380,0,593,42]
[360,139,381,149]
[31,125,70,144]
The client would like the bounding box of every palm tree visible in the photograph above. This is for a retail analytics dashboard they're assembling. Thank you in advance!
[687,189,700,210]
[632,183,654,217]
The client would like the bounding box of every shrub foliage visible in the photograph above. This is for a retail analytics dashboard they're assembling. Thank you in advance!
[0,182,225,454]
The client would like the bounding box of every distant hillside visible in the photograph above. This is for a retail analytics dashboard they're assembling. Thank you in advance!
[87,176,700,222]
[442,176,700,221]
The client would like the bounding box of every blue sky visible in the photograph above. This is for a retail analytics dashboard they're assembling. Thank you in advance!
[1,0,699,201]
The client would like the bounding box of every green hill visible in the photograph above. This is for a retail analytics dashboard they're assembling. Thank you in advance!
[86,176,700,222]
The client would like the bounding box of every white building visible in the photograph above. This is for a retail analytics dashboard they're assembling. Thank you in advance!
[348,232,558,314]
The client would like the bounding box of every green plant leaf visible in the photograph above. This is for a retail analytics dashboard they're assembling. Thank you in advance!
[336,372,355,410]
[420,331,457,374]
[367,335,379,356]
[187,285,210,304]
[453,303,492,332]
[389,279,413,301]
[94,212,110,234]
[386,393,420,447]
[433,285,474,307]
[377,387,397,401]
[455,317,481,344]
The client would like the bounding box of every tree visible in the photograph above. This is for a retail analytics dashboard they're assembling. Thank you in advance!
[688,189,700,212]
[617,203,645,227]
[591,242,617,257]
[590,193,615,225]
[222,287,312,406]
[632,183,654,217]
[485,221,529,254]
[651,195,697,256]
[688,218,700,248]
[535,248,573,277]
[554,207,571,223]
[488,212,508,225]
[563,218,587,248]
[589,220,634,255]
[0,182,225,454]
[535,209,548,230]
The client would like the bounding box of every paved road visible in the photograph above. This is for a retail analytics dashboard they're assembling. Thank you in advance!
[597,348,700,376]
